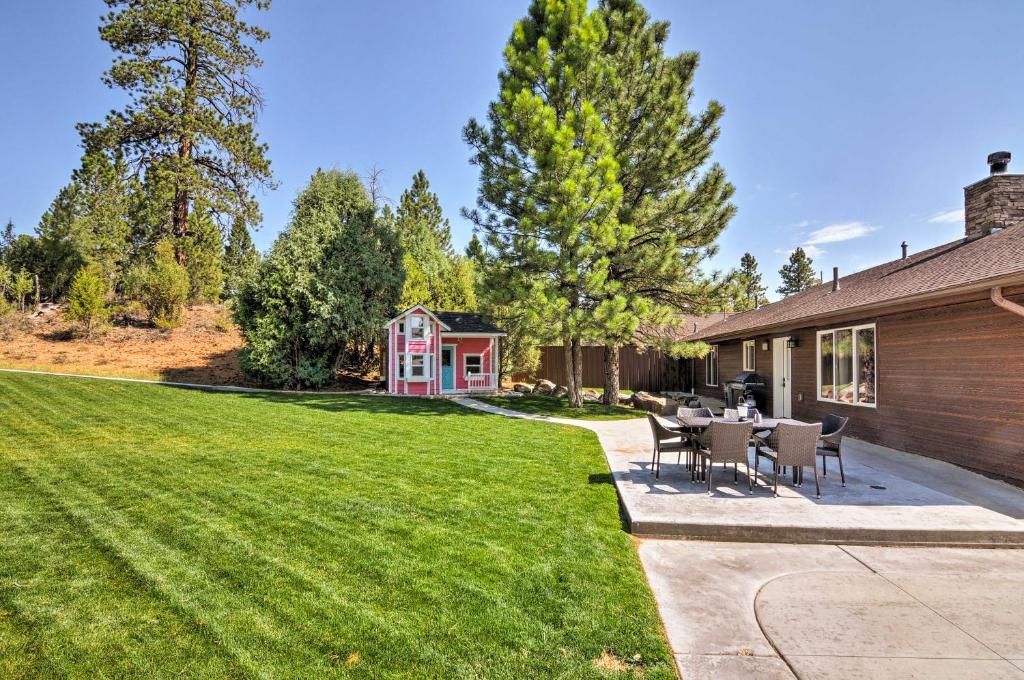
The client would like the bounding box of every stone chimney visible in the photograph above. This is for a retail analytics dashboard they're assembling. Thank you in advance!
[964,151,1024,239]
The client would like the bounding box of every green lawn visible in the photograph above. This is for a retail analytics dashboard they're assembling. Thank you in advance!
[0,374,672,679]
[478,394,643,421]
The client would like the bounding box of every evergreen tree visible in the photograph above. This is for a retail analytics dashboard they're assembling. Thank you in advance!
[81,0,275,262]
[394,170,475,311]
[464,0,626,408]
[0,220,14,255]
[593,0,735,405]
[777,247,818,296]
[223,217,261,299]
[731,252,767,311]
[235,170,404,388]
[66,266,110,336]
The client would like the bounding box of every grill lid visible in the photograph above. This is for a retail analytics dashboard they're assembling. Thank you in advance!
[731,371,766,384]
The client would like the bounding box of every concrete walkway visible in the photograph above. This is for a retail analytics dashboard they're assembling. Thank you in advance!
[456,398,1024,546]
[641,541,1024,679]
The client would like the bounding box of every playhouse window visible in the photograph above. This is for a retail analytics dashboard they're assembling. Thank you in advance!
[409,315,426,340]
[398,353,405,378]
[407,353,431,381]
[464,355,483,375]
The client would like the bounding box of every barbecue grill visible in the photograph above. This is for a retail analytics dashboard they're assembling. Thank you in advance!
[723,371,768,411]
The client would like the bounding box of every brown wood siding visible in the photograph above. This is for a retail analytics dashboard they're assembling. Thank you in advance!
[787,292,1024,483]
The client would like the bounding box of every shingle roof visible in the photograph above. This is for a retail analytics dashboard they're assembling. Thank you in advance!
[695,225,1024,340]
[435,311,505,335]
[638,313,733,343]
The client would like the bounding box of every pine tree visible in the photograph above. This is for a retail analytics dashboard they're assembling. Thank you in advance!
[394,170,474,311]
[0,220,14,255]
[223,217,260,299]
[732,252,767,311]
[464,0,625,408]
[777,247,818,296]
[81,0,275,262]
[592,0,735,405]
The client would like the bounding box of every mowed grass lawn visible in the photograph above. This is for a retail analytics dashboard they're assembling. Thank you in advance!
[0,374,672,679]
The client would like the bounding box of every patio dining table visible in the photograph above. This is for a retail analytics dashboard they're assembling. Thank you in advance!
[669,415,807,431]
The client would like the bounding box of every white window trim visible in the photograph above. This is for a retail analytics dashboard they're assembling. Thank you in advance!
[407,315,427,341]
[816,323,877,408]
[463,353,484,377]
[742,340,756,371]
[405,352,432,382]
[705,345,719,387]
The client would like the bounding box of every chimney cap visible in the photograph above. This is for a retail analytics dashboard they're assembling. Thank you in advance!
[988,151,1011,174]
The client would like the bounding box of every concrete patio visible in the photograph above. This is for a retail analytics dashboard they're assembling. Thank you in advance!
[458,399,1024,546]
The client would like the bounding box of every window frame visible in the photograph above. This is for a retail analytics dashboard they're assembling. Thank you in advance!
[816,323,877,408]
[407,315,427,340]
[742,340,756,372]
[464,353,484,377]
[705,345,719,387]
[397,353,405,379]
[405,352,432,382]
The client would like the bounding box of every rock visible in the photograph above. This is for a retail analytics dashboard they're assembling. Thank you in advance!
[631,391,677,415]
[552,385,568,398]
[618,395,634,406]
[534,379,556,395]
[581,390,601,402]
[513,383,533,394]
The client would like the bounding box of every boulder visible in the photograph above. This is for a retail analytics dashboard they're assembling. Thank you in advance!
[552,385,568,398]
[631,391,677,415]
[513,383,533,394]
[534,379,556,395]
[618,395,634,407]
[581,390,601,402]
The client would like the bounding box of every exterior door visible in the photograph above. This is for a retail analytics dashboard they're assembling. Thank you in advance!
[772,337,793,418]
[441,345,455,391]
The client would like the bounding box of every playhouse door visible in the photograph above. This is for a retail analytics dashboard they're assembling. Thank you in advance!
[441,346,455,391]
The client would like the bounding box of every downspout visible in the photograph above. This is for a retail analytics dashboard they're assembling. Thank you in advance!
[991,286,1024,319]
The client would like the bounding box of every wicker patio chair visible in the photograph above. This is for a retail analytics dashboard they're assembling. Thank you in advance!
[647,414,689,479]
[754,422,824,497]
[817,414,850,486]
[676,407,714,475]
[695,420,754,495]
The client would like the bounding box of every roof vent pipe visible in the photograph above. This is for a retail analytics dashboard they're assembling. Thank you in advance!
[989,151,1011,175]
[901,241,908,259]
[831,267,840,292]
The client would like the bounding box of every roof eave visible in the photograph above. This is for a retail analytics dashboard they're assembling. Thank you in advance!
[697,273,1024,342]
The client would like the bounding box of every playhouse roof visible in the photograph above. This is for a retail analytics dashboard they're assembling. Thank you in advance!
[435,311,505,335]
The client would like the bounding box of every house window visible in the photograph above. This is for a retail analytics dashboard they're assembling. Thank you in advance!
[465,354,483,375]
[398,322,405,334]
[408,315,426,340]
[406,353,432,381]
[705,345,719,386]
[742,340,756,371]
[817,324,876,406]
[398,353,405,379]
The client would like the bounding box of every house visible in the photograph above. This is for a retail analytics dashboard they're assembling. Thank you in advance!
[384,305,505,396]
[688,152,1024,484]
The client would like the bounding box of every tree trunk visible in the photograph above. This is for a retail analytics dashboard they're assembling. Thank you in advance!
[568,337,584,408]
[33,274,40,313]
[173,29,199,264]
[562,335,577,406]
[602,344,620,406]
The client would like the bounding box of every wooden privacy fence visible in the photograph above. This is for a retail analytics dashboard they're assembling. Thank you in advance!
[517,345,693,392]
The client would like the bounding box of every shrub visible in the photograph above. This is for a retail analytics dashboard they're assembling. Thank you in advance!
[65,267,109,336]
[142,242,190,329]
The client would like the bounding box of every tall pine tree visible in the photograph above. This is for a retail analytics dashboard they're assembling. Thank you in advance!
[731,252,767,311]
[464,0,627,408]
[777,247,818,296]
[394,170,475,311]
[592,0,735,405]
[81,0,275,263]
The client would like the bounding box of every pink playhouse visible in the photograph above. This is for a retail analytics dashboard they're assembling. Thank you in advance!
[384,305,505,396]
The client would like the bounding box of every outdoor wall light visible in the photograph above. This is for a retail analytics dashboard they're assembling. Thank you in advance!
[786,336,800,349]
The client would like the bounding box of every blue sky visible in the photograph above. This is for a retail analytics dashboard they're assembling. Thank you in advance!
[2,1,1022,297]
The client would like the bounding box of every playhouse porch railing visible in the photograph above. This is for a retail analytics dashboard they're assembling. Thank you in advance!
[465,372,497,391]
